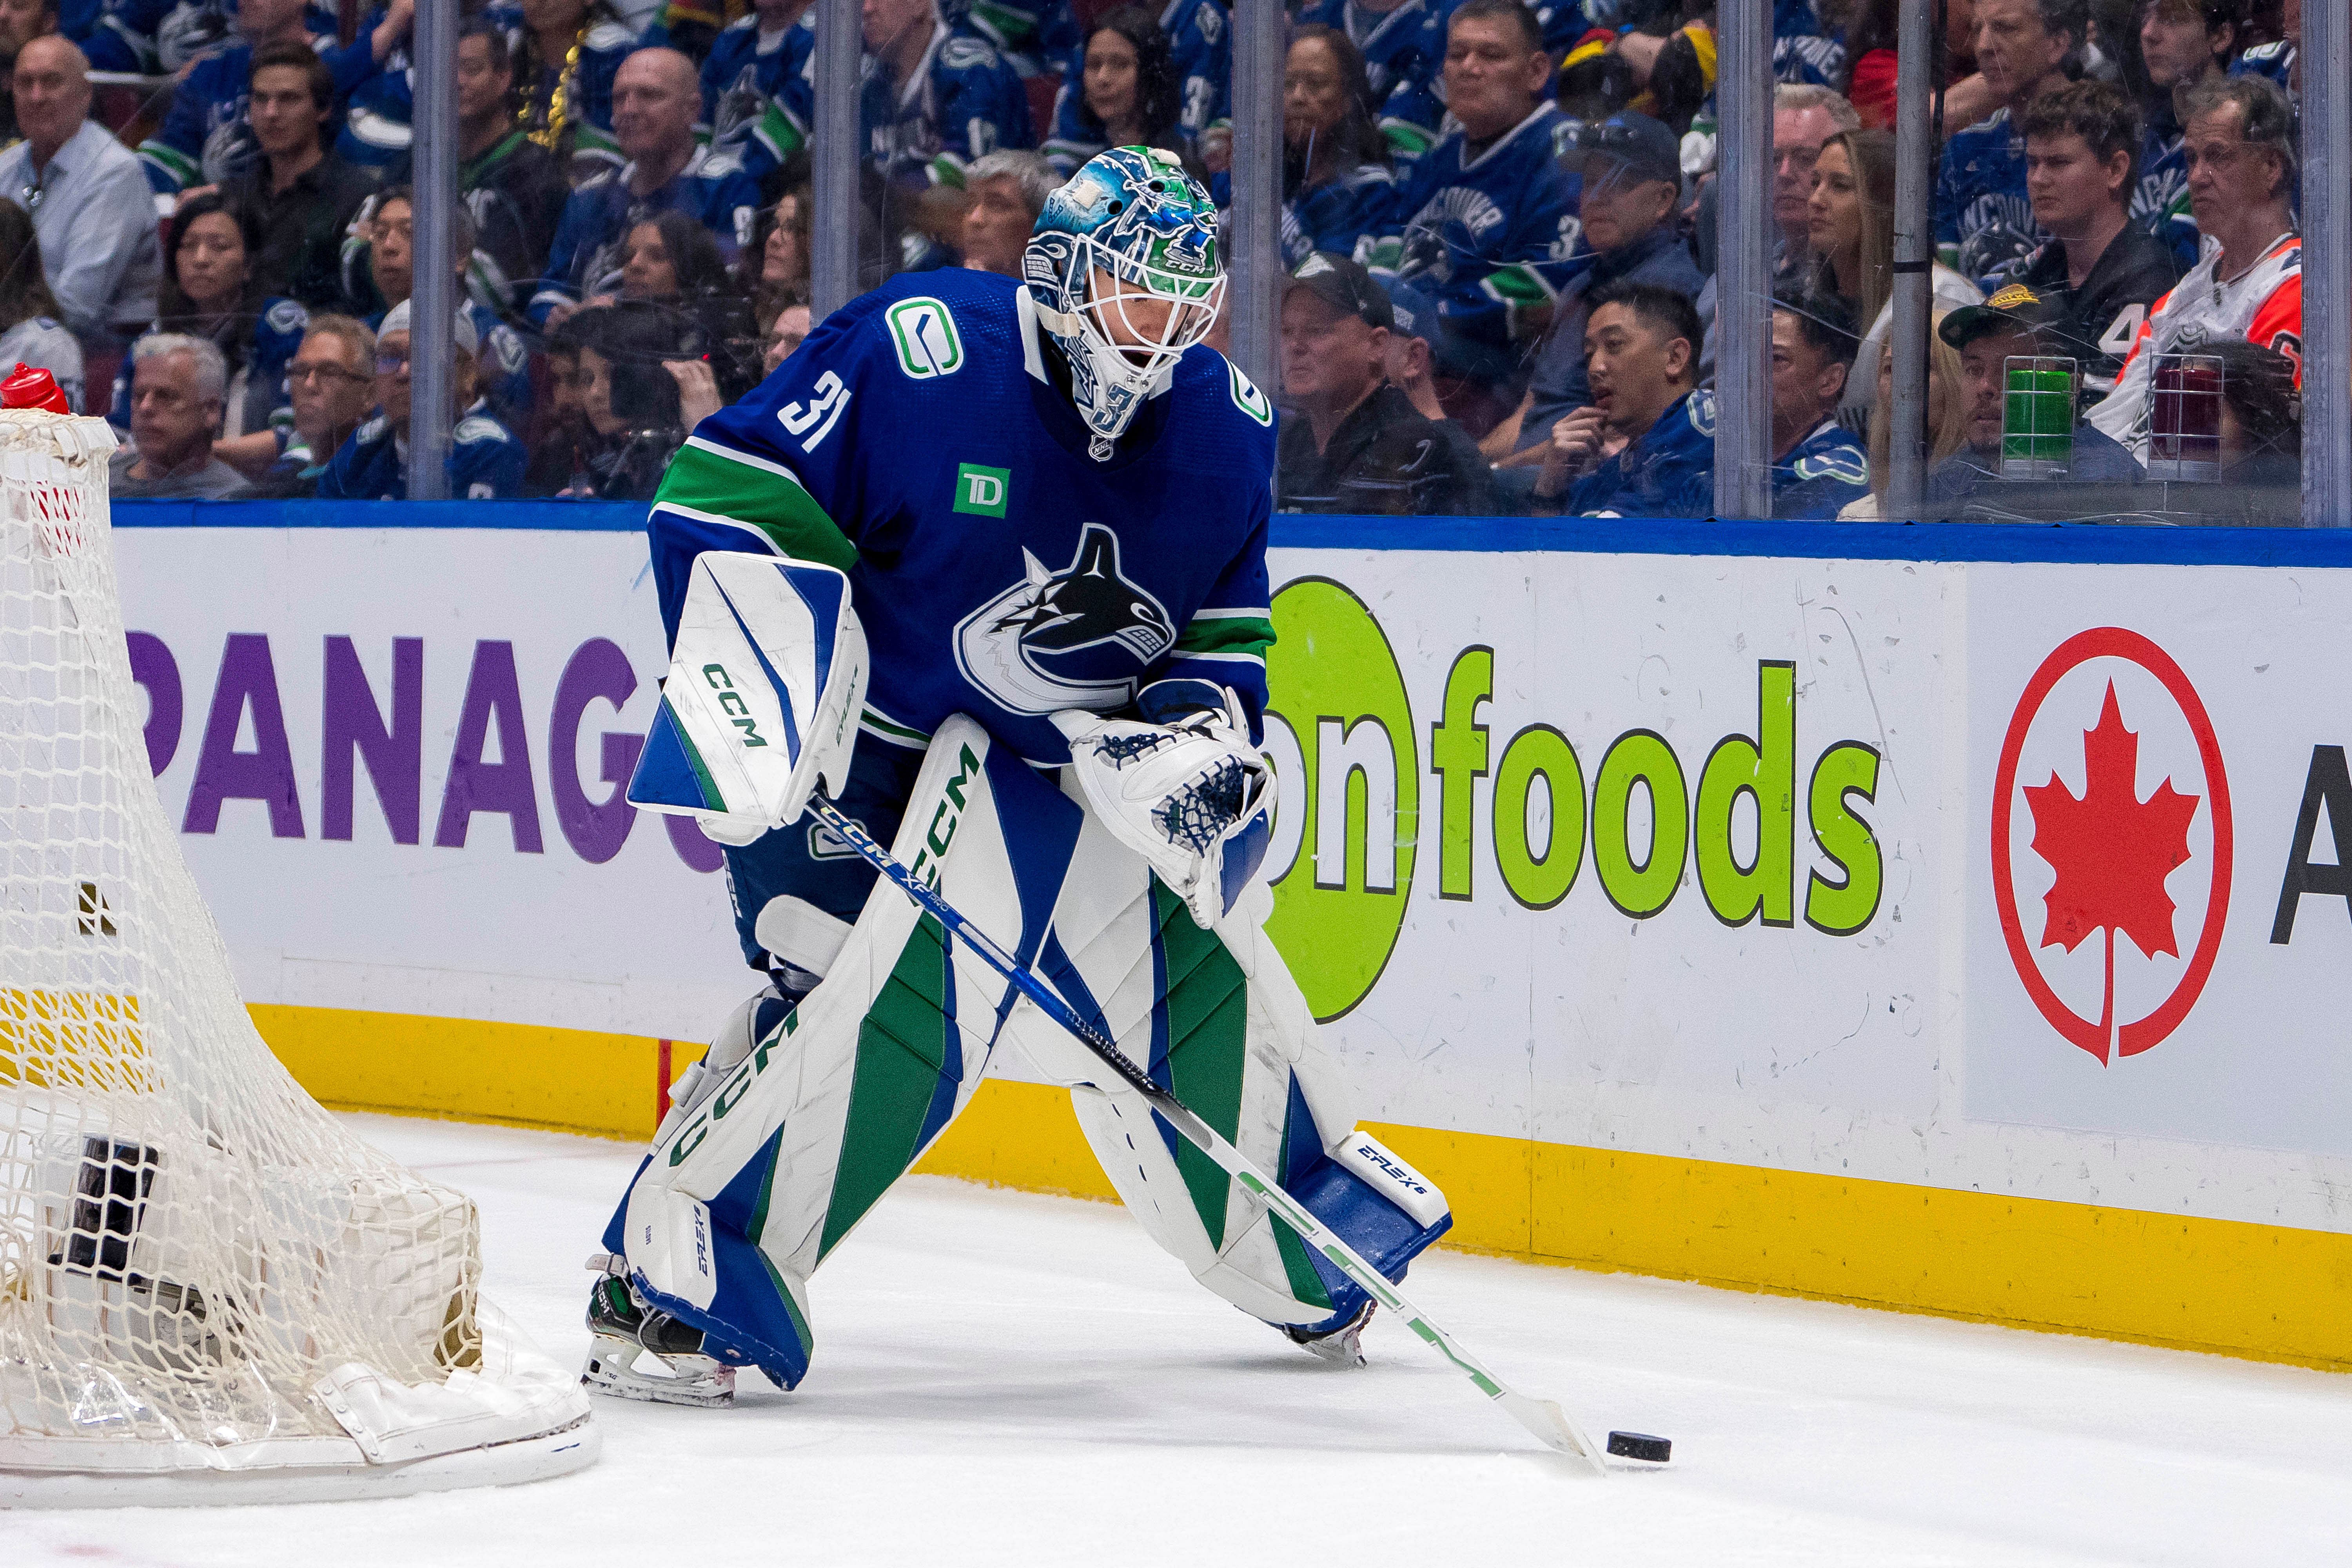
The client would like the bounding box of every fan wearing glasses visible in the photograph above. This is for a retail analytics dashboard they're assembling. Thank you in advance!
[316,300,524,500]
[249,313,377,496]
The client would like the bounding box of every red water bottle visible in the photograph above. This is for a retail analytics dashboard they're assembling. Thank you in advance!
[0,363,69,413]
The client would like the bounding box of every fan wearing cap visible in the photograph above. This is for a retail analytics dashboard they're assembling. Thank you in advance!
[1927,283,2141,506]
[1532,278,1714,518]
[1511,110,1702,459]
[1382,276,1492,496]
[316,299,526,501]
[1278,252,1493,516]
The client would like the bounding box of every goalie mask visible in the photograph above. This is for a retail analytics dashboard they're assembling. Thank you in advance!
[1023,146,1225,459]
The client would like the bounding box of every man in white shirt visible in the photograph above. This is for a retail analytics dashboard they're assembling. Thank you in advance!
[0,36,160,353]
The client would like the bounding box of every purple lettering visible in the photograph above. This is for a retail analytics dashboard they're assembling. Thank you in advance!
[434,640,544,853]
[126,631,180,776]
[323,636,423,844]
[182,633,304,837]
[666,813,724,873]
[549,638,641,865]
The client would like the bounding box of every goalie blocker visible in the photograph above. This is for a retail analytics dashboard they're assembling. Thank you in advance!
[618,557,1451,1394]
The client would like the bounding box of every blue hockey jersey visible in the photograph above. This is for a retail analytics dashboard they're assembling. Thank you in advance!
[703,11,817,172]
[530,145,764,323]
[1291,0,1444,163]
[2132,110,2200,272]
[2230,38,2294,88]
[1361,103,1584,348]
[1567,388,1715,517]
[317,401,525,500]
[864,20,1036,188]
[138,26,379,198]
[1772,416,1868,520]
[1936,108,2045,292]
[1042,0,1225,171]
[645,269,1278,768]
[946,0,1077,77]
[1280,162,1395,270]
[1773,0,1843,86]
[486,4,642,175]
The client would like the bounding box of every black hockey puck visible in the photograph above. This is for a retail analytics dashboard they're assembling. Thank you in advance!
[1606,1431,1671,1463]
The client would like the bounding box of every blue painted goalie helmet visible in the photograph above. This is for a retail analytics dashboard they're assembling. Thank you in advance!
[1022,146,1225,458]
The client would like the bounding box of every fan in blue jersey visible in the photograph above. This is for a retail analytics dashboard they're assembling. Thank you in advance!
[1767,289,1869,521]
[579,146,1457,1409]
[1042,5,1198,175]
[1291,0,1442,164]
[1935,0,2089,292]
[943,0,1076,77]
[1773,0,1845,87]
[316,300,524,499]
[1044,0,1229,164]
[2132,0,2243,270]
[489,0,642,179]
[134,0,385,199]
[346,0,644,172]
[532,49,764,325]
[1528,278,1713,516]
[1359,0,1583,388]
[2229,33,2294,88]
[1265,24,1394,269]
[700,0,817,174]
[860,0,1035,190]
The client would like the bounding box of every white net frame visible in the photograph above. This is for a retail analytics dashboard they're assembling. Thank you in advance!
[0,412,595,1506]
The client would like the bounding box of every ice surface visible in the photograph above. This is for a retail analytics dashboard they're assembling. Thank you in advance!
[13,1114,2350,1565]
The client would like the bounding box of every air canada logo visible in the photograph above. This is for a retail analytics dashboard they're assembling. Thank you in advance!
[1991,628,2232,1063]
[953,523,1174,716]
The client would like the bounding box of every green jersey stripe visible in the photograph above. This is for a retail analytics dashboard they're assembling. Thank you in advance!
[656,440,858,570]
[1174,615,1275,658]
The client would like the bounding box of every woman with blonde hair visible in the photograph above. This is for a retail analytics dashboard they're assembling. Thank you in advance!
[1840,309,1971,520]
[1808,129,1980,428]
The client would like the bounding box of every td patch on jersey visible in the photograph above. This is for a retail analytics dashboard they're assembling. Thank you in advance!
[953,524,1175,716]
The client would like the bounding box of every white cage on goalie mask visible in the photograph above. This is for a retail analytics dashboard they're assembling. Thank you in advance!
[0,411,597,1506]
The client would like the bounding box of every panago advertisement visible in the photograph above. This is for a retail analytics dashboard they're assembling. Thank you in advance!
[108,506,2352,1366]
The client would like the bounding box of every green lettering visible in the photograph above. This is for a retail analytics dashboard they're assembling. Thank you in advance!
[1806,741,1884,935]
[1592,730,1687,918]
[1429,646,1493,901]
[702,663,733,688]
[945,743,982,809]
[1490,724,1583,910]
[1695,661,1797,927]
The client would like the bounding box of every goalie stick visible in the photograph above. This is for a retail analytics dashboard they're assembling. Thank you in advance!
[803,791,1613,1474]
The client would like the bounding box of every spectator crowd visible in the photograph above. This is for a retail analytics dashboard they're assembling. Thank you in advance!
[0,0,2310,518]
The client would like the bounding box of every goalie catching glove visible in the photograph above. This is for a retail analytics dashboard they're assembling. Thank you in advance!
[1053,691,1276,928]
[626,552,869,840]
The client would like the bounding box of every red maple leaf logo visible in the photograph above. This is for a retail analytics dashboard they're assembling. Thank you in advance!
[2022,682,2200,1063]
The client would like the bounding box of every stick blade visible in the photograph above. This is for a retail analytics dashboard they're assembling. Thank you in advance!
[1498,1391,1610,1476]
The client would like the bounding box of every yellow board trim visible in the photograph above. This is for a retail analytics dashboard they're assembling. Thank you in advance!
[254,1005,2352,1373]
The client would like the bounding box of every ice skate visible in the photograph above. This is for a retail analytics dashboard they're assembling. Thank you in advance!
[580,1267,737,1408]
[1280,1299,1375,1367]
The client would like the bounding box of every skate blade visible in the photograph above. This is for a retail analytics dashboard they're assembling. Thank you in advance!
[580,1338,737,1408]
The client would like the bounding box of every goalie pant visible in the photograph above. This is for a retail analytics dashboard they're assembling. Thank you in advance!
[603,716,1452,1390]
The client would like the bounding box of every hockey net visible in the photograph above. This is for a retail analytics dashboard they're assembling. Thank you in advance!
[0,412,594,1505]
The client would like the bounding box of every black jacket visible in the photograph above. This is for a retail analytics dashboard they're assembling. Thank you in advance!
[2018,223,2184,390]
[1277,383,1497,516]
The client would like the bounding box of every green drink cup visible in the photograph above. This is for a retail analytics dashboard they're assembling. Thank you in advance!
[2002,359,2076,478]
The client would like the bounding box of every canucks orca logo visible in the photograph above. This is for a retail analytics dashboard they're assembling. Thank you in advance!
[954,524,1175,715]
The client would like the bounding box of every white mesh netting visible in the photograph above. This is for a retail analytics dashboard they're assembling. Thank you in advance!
[0,413,593,1503]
